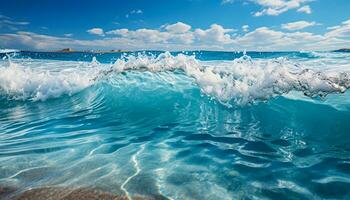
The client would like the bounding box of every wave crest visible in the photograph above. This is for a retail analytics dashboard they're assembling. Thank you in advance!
[1,52,350,105]
[0,49,19,54]
[0,60,96,101]
[105,52,350,105]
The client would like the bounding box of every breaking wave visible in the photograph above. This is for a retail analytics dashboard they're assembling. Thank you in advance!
[1,51,350,200]
[0,59,98,101]
[0,49,19,53]
[1,52,350,105]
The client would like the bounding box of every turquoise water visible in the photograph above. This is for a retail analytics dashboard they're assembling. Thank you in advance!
[1,51,350,199]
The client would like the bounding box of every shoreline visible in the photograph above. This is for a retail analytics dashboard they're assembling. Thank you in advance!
[1,185,165,200]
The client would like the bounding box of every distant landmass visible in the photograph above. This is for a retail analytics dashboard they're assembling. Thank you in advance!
[55,48,129,53]
[333,48,350,52]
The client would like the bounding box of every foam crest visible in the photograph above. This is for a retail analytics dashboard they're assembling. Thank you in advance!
[110,52,350,105]
[0,49,19,54]
[1,52,349,105]
[0,60,96,101]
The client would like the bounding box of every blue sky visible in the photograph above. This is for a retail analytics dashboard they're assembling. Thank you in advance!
[1,0,350,51]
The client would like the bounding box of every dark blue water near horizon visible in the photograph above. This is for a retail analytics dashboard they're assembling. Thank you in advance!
[0,50,350,199]
[13,50,335,63]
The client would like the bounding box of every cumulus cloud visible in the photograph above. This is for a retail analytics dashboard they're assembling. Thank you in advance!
[281,21,319,30]
[165,22,191,33]
[2,19,350,51]
[107,25,194,44]
[108,28,171,43]
[0,31,149,51]
[107,22,237,45]
[253,0,312,16]
[237,27,284,46]
[87,28,104,36]
[235,26,325,50]
[195,24,235,44]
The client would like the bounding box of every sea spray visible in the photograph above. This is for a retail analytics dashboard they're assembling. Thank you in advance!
[107,52,350,105]
[1,52,350,105]
[0,59,97,101]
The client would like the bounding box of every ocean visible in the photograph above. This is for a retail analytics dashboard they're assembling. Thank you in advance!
[0,50,350,199]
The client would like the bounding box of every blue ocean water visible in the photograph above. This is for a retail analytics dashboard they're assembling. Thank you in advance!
[0,50,350,199]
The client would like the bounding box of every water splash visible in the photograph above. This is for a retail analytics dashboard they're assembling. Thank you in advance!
[0,59,98,101]
[105,52,350,105]
[1,52,350,105]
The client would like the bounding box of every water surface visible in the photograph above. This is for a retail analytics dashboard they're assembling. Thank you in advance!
[1,50,350,199]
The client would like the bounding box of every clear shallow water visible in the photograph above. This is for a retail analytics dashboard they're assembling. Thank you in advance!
[0,51,350,199]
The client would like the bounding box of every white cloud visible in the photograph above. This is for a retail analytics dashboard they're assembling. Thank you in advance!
[106,22,194,44]
[108,28,170,43]
[325,18,350,39]
[195,24,235,44]
[235,26,325,50]
[237,27,284,46]
[0,31,148,50]
[327,25,340,30]
[2,19,350,51]
[106,28,128,36]
[0,31,76,50]
[253,0,312,16]
[297,5,312,14]
[87,28,104,36]
[242,25,249,32]
[221,0,234,4]
[281,21,319,30]
[64,33,73,37]
[165,22,191,33]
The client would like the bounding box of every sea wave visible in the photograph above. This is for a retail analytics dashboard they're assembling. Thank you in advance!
[0,60,97,101]
[1,52,350,105]
[0,49,19,54]
[299,50,350,59]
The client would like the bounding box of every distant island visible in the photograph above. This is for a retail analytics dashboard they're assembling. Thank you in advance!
[55,48,129,53]
[333,48,350,52]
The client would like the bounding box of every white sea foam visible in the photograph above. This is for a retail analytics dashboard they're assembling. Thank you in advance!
[0,60,97,101]
[0,49,19,53]
[1,52,350,105]
[108,52,350,105]
[300,50,350,59]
